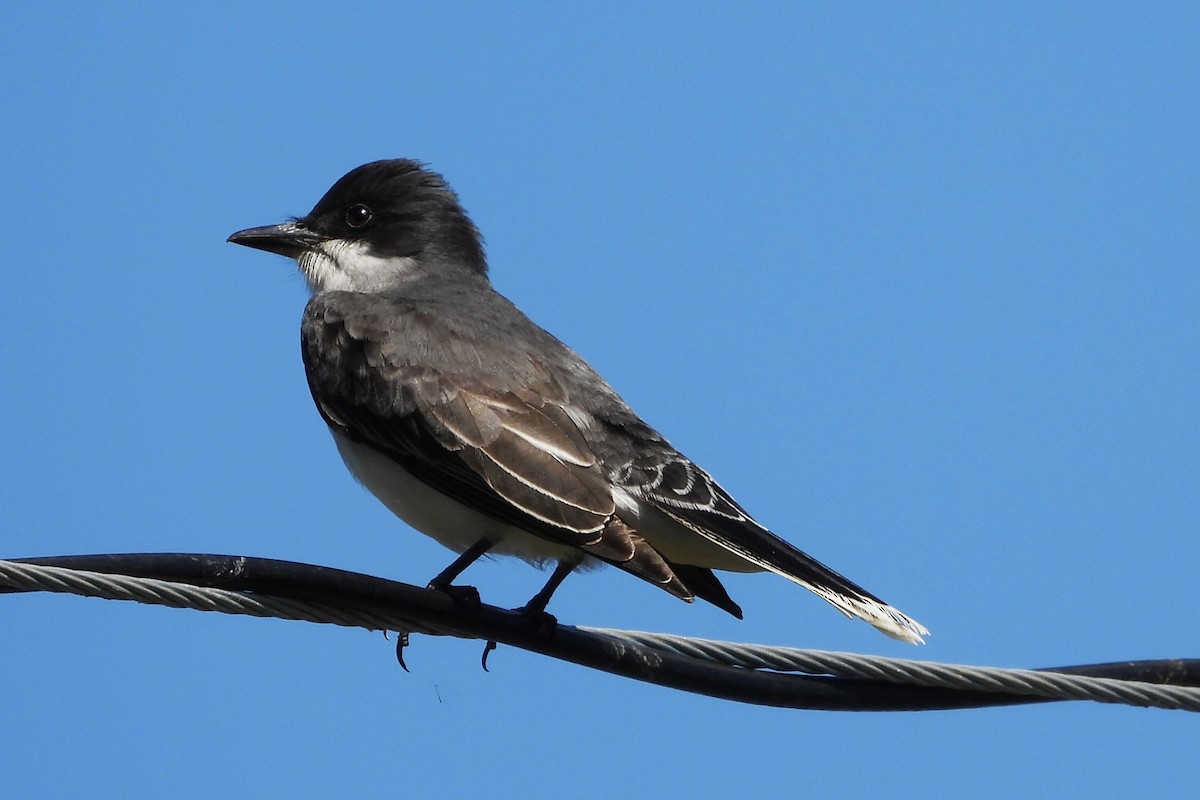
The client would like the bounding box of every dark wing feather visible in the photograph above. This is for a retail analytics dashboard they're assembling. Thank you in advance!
[623,452,891,605]
[419,385,614,534]
[666,563,743,618]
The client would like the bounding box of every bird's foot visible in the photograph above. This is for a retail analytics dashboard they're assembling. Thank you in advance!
[516,604,559,640]
[427,581,482,611]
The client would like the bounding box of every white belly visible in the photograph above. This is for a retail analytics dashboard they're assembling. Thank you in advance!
[331,430,583,566]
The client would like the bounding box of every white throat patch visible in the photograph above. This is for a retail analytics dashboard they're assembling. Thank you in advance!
[297,239,418,293]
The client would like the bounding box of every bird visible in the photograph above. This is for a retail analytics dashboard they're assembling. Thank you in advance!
[227,159,928,644]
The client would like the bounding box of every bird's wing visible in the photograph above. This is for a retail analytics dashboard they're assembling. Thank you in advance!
[299,295,692,595]
[619,452,929,643]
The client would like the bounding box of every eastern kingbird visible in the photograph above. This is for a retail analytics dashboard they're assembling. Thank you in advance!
[228,159,928,644]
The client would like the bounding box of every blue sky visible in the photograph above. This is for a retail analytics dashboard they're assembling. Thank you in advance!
[3,3,1197,796]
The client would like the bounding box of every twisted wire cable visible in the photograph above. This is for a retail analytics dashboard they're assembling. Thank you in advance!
[579,627,1200,710]
[3,556,1197,712]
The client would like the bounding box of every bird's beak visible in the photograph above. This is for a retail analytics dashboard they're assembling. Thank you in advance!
[227,220,324,258]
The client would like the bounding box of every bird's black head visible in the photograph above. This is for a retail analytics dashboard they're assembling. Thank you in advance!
[228,159,487,293]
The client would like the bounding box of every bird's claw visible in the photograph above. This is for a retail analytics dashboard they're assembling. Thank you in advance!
[394,631,411,672]
[481,640,498,671]
[479,606,559,671]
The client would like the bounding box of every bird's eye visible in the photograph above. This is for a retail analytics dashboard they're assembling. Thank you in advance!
[346,204,373,229]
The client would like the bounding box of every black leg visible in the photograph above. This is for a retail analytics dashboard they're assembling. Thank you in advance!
[520,560,577,615]
[427,538,493,590]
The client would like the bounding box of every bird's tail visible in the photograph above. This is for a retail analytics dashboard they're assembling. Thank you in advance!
[786,574,929,644]
[658,508,929,644]
[743,547,928,644]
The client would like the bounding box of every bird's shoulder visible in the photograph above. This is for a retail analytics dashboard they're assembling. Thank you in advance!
[300,284,587,422]
[300,285,694,468]
[305,283,559,370]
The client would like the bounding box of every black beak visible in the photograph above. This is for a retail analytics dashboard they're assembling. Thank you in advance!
[227,220,324,258]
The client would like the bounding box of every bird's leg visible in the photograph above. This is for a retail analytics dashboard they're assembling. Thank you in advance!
[482,559,577,671]
[519,559,577,616]
[427,537,494,601]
